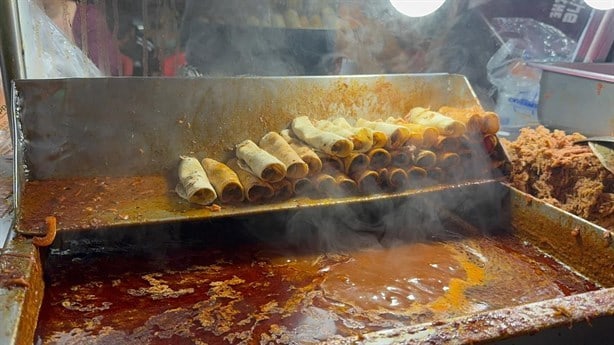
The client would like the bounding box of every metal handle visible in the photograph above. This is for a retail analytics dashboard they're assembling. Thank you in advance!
[0,0,26,141]
[573,136,614,145]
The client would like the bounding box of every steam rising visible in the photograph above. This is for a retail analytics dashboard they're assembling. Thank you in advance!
[288,189,501,253]
[180,0,465,76]
[245,140,505,255]
[272,108,504,252]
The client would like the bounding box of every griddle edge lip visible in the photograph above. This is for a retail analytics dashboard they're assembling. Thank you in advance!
[325,287,614,345]
[16,178,504,235]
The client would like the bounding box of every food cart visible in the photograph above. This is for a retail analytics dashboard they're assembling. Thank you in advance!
[1,1,613,344]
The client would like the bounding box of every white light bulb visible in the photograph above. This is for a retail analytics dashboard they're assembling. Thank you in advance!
[584,0,614,10]
[389,0,447,17]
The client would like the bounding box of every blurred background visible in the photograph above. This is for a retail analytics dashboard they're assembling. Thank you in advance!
[1,0,613,126]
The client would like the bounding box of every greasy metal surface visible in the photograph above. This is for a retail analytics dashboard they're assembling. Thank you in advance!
[14,74,481,179]
[17,177,496,235]
[13,74,513,235]
[508,185,614,287]
[320,184,614,345]
[326,288,614,345]
[27,182,614,344]
[0,237,44,345]
[34,223,598,344]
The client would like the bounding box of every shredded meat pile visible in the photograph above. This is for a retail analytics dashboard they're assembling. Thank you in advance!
[502,126,614,230]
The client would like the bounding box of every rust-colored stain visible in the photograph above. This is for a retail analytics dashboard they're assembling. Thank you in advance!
[17,176,499,236]
[180,77,449,165]
[17,137,506,236]
[0,239,45,345]
[35,235,597,344]
[17,76,510,236]
[511,192,614,287]
[19,75,486,179]
[18,176,176,234]
[596,82,604,96]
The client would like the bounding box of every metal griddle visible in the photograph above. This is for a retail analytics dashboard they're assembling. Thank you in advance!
[6,74,614,345]
[31,181,614,344]
[12,74,509,235]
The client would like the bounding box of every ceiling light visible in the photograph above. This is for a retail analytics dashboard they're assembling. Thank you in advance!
[584,0,614,10]
[389,0,447,18]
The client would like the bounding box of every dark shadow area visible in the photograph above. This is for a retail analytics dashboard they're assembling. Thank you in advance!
[42,181,509,270]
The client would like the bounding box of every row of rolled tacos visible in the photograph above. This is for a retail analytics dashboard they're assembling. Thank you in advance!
[175,106,501,205]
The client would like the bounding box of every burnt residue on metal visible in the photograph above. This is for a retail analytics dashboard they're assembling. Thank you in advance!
[34,222,599,345]
[14,74,510,237]
[333,288,614,345]
[509,186,614,287]
[16,75,480,180]
[18,176,172,235]
[0,237,44,345]
[17,176,497,235]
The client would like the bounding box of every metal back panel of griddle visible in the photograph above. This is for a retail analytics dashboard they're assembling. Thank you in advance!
[12,74,508,235]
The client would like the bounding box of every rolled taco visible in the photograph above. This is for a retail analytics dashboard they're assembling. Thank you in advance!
[331,118,387,149]
[419,126,440,149]
[406,107,465,138]
[313,172,337,196]
[318,153,344,172]
[407,166,428,180]
[271,179,293,200]
[437,106,484,133]
[370,129,388,149]
[356,118,410,149]
[175,156,217,205]
[326,168,359,196]
[481,112,500,135]
[316,119,373,153]
[290,177,315,195]
[387,118,439,148]
[384,117,423,147]
[351,169,380,194]
[414,150,437,169]
[378,167,408,189]
[342,152,370,175]
[437,152,461,169]
[236,139,287,183]
[434,135,461,152]
[367,148,392,170]
[280,129,322,175]
[227,158,274,202]
[482,133,499,155]
[436,106,500,135]
[291,116,353,157]
[390,146,414,167]
[332,117,388,148]
[259,132,309,179]
[201,158,244,203]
